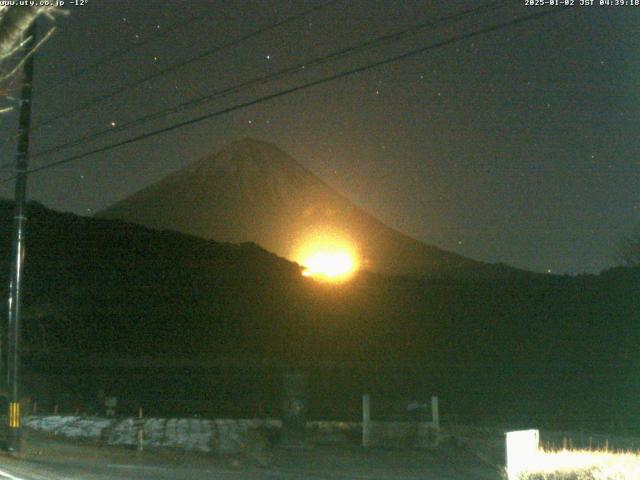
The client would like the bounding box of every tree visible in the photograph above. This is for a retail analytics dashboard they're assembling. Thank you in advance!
[0,6,64,113]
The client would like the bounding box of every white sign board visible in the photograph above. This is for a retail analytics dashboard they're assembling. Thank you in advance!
[505,429,539,479]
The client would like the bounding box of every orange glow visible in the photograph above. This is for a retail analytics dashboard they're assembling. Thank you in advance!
[294,232,359,282]
[302,251,355,280]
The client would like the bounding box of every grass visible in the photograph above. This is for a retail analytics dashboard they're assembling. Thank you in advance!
[513,448,640,480]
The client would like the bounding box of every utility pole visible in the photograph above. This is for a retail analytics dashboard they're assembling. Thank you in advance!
[6,19,37,453]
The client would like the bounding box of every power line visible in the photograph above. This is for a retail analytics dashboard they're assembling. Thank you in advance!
[52,9,218,86]
[25,0,508,164]
[0,5,571,184]
[5,5,571,181]
[31,0,340,131]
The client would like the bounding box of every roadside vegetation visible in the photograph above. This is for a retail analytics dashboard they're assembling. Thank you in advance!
[513,448,640,480]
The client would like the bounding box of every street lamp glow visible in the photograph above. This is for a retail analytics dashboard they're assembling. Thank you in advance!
[302,250,356,280]
[294,231,359,282]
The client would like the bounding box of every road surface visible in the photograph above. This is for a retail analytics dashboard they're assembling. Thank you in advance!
[0,434,502,479]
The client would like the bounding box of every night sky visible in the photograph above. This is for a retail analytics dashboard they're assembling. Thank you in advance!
[0,0,637,275]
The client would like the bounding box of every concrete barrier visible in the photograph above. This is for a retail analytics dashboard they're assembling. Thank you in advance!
[24,415,439,454]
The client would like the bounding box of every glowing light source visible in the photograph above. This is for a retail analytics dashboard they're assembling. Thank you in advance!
[302,250,355,280]
[294,231,359,282]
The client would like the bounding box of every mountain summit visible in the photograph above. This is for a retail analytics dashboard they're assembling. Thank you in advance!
[99,138,517,277]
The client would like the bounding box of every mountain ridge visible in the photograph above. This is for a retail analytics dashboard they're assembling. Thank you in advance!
[98,138,528,278]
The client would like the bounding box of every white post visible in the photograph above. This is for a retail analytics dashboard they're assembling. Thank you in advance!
[431,396,439,429]
[137,407,144,452]
[362,394,371,448]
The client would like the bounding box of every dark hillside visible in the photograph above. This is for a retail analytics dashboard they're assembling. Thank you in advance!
[1,200,638,428]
